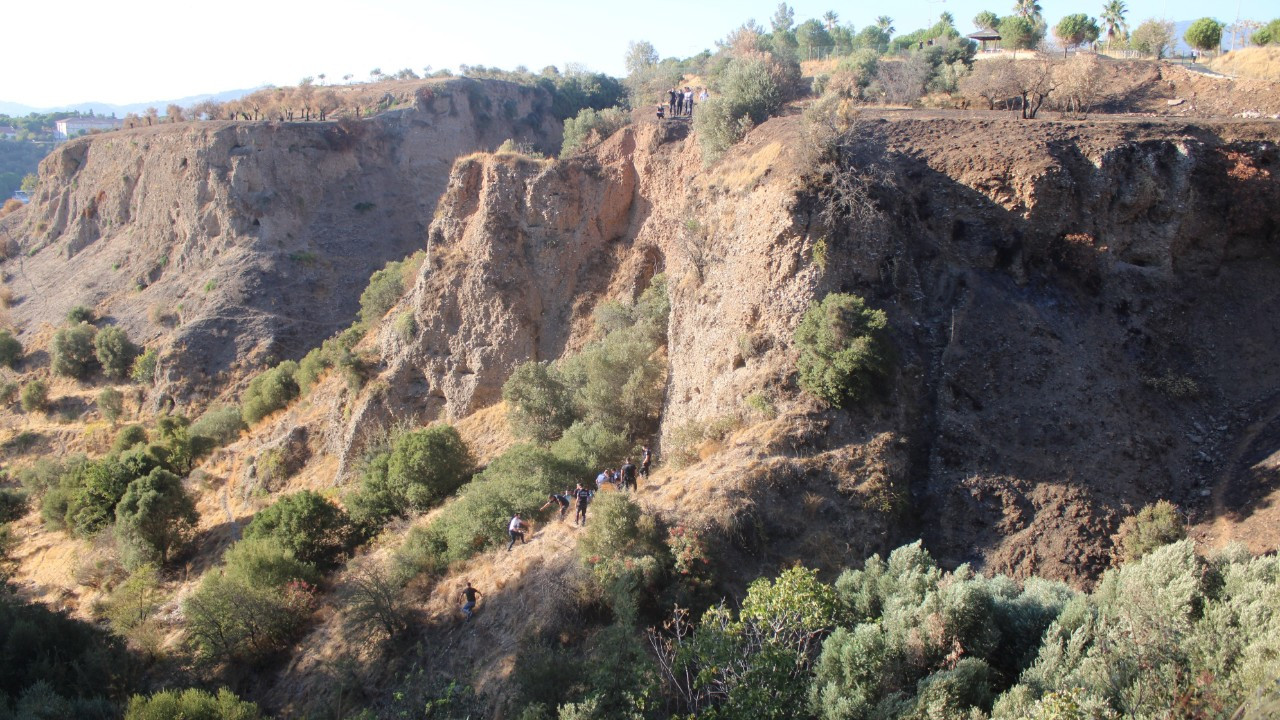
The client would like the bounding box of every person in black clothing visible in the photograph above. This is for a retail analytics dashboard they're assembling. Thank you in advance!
[540,491,571,521]
[640,446,651,479]
[620,458,637,491]
[667,88,678,116]
[573,483,592,525]
[460,581,482,621]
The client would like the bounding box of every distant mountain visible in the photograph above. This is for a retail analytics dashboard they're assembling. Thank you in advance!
[0,87,264,118]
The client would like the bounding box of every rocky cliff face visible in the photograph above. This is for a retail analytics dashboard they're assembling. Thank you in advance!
[0,78,560,406]
[345,113,1280,583]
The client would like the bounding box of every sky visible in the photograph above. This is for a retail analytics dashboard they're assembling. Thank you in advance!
[3,0,1275,109]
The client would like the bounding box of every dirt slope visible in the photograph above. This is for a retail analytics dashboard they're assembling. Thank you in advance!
[0,78,561,409]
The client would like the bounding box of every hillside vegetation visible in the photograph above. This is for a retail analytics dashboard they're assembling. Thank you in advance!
[1,4,1280,719]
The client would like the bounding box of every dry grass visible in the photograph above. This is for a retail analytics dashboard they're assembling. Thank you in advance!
[1209,47,1280,83]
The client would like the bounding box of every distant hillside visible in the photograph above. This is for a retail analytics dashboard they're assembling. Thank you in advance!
[0,87,262,117]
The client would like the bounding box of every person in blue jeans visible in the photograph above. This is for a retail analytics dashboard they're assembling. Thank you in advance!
[460,581,482,621]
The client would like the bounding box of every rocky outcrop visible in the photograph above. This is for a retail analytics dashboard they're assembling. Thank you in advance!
[0,78,561,406]
[345,113,1280,586]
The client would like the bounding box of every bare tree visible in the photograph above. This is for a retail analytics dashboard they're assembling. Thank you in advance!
[680,219,713,283]
[341,563,409,641]
[165,104,185,123]
[1054,53,1103,116]
[1015,57,1058,118]
[143,107,159,126]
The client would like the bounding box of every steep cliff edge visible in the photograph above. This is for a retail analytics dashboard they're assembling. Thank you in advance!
[0,78,560,407]
[342,114,1280,584]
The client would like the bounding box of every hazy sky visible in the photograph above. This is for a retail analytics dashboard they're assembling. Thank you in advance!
[4,0,1274,108]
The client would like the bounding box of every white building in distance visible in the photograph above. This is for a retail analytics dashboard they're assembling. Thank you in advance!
[55,116,124,139]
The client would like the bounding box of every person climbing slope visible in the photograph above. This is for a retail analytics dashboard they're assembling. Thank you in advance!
[460,581,482,621]
[507,512,527,550]
[540,491,571,521]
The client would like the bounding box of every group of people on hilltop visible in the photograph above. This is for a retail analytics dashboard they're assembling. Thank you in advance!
[468,446,653,620]
[656,87,709,120]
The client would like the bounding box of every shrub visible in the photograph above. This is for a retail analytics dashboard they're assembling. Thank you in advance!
[0,329,22,368]
[94,326,138,380]
[358,259,406,327]
[694,53,796,163]
[0,488,27,523]
[503,361,576,443]
[1112,499,1185,563]
[243,491,354,570]
[577,492,647,562]
[347,425,472,525]
[66,305,95,324]
[51,322,99,379]
[183,537,318,663]
[125,688,262,720]
[189,404,246,446]
[241,360,300,424]
[561,321,665,436]
[394,310,417,343]
[1130,19,1176,57]
[561,106,631,156]
[64,454,150,536]
[97,387,125,422]
[114,468,198,567]
[425,444,582,565]
[340,562,410,641]
[1253,18,1280,45]
[794,293,891,407]
[20,380,48,413]
[130,348,158,384]
[100,563,161,634]
[0,381,16,404]
[112,425,148,453]
[550,421,630,471]
[0,591,130,715]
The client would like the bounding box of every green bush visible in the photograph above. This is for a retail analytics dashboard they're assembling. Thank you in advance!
[576,492,647,562]
[424,444,582,565]
[130,348,158,384]
[114,467,198,567]
[994,541,1280,718]
[0,592,131,715]
[97,387,124,422]
[1184,17,1224,54]
[503,361,576,443]
[183,537,318,663]
[124,687,261,720]
[189,404,246,446]
[241,360,300,424]
[694,53,797,162]
[0,488,27,523]
[794,293,891,407]
[243,490,354,570]
[66,305,95,324]
[550,421,630,472]
[94,326,138,380]
[51,322,99,379]
[358,259,408,327]
[394,310,417,343]
[112,425,148,453]
[1252,18,1280,45]
[561,107,631,156]
[0,381,17,405]
[100,563,161,634]
[348,425,472,524]
[0,329,22,368]
[561,321,665,436]
[62,452,161,536]
[19,380,48,413]
[1112,499,1185,563]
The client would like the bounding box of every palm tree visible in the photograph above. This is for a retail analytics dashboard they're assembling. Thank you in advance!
[876,15,895,38]
[823,10,839,30]
[1013,0,1042,22]
[1100,0,1129,50]
[940,11,956,28]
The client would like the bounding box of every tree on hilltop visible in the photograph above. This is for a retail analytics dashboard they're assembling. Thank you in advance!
[974,11,1001,31]
[771,3,796,34]
[1055,14,1101,53]
[822,10,839,30]
[1013,0,1043,22]
[1185,17,1223,57]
